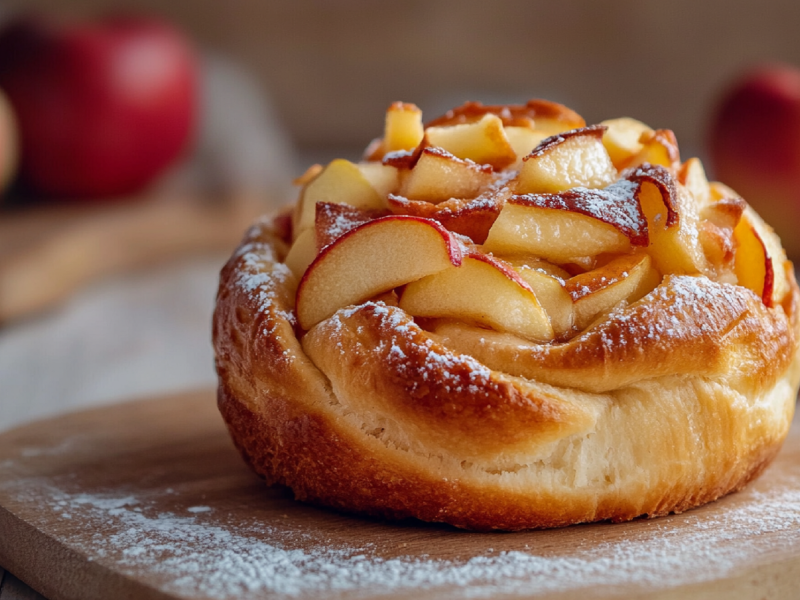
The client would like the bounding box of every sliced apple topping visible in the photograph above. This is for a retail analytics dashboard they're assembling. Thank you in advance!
[400,146,494,203]
[294,159,386,237]
[733,207,789,307]
[678,157,711,208]
[565,253,660,330]
[625,129,681,170]
[504,258,573,337]
[284,227,318,279]
[600,117,653,169]
[296,216,463,330]
[484,179,648,263]
[358,162,399,198]
[515,126,617,194]
[315,202,389,249]
[384,102,424,153]
[425,99,586,134]
[504,126,550,167]
[400,253,554,342]
[387,194,502,244]
[424,113,516,170]
[627,164,708,275]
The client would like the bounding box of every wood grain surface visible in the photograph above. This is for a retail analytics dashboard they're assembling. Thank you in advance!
[1,390,799,600]
[0,195,267,323]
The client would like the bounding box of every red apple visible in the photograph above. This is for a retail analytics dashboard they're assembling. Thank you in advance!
[708,64,800,257]
[0,88,19,193]
[0,14,198,199]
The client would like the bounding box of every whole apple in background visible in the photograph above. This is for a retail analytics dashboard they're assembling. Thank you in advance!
[0,88,18,193]
[708,64,800,257]
[0,14,198,199]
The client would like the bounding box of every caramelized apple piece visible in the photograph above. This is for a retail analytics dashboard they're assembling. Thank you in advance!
[400,253,554,342]
[484,179,649,263]
[565,253,659,330]
[358,162,399,198]
[628,165,708,275]
[678,157,711,208]
[294,159,385,237]
[384,102,424,153]
[600,117,653,169]
[400,147,493,203]
[425,99,585,134]
[425,113,516,169]
[625,129,681,170]
[733,207,789,306]
[516,126,617,194]
[388,194,501,244]
[504,126,549,167]
[296,216,462,330]
[315,202,389,249]
[505,258,574,337]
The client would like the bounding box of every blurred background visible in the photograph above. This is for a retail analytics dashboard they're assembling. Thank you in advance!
[3,0,800,431]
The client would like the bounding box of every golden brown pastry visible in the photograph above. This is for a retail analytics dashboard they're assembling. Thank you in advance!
[213,100,800,531]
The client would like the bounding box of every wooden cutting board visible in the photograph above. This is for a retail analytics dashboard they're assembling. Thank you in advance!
[1,390,799,600]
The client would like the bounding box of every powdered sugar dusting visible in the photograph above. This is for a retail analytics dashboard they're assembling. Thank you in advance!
[3,466,800,599]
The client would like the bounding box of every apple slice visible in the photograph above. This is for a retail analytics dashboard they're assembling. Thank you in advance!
[515,126,617,194]
[565,253,659,330]
[600,117,653,169]
[628,165,707,274]
[296,216,462,330]
[505,258,574,337]
[388,193,502,244]
[384,101,424,153]
[733,207,789,306]
[425,99,586,135]
[315,202,389,249]
[399,253,554,342]
[284,227,318,279]
[293,159,385,237]
[504,126,549,167]
[425,113,516,169]
[358,161,399,198]
[483,181,649,263]
[400,146,494,203]
[677,157,710,208]
[624,129,681,170]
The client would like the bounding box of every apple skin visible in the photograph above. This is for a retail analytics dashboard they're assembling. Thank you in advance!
[0,88,19,193]
[708,64,800,256]
[0,14,198,199]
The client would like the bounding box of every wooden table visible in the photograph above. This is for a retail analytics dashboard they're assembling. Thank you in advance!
[1,389,800,600]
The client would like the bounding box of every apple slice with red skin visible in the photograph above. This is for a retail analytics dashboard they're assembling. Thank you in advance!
[387,193,502,244]
[627,164,707,275]
[399,252,555,342]
[515,125,617,194]
[400,146,494,203]
[733,207,789,307]
[296,216,463,330]
[565,253,659,330]
[484,178,649,263]
[315,202,390,249]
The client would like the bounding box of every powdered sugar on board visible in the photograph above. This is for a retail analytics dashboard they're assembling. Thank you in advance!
[1,393,800,600]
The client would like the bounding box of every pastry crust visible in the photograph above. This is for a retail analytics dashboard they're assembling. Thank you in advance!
[213,217,800,530]
[213,101,800,530]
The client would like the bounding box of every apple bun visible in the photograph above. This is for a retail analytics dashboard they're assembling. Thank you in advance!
[213,100,800,530]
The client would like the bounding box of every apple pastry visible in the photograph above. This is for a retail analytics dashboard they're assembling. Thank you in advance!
[213,100,800,530]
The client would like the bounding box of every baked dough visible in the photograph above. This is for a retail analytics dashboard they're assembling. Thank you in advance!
[213,101,800,530]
